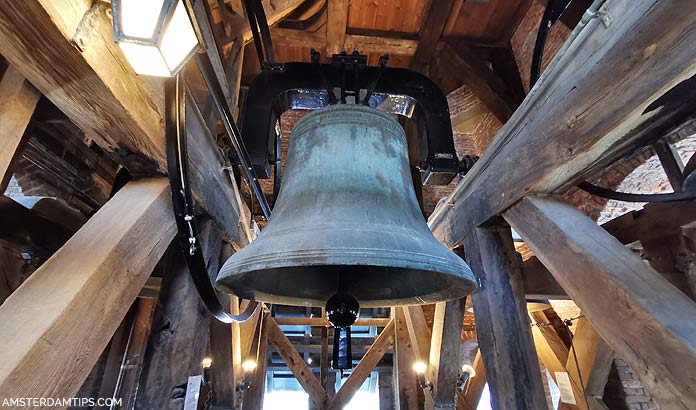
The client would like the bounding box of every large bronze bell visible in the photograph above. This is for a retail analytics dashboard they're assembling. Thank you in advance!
[216,105,476,307]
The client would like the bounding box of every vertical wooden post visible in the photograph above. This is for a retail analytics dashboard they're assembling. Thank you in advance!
[462,226,547,410]
[379,372,395,410]
[428,299,466,407]
[504,196,696,409]
[393,308,419,409]
[135,220,221,408]
[243,316,268,410]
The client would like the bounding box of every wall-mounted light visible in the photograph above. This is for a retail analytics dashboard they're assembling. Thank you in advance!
[201,357,213,384]
[111,0,202,77]
[457,364,476,390]
[236,359,257,391]
[412,361,431,390]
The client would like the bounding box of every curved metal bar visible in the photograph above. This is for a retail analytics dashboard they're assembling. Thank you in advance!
[165,72,262,324]
[240,62,459,185]
[577,181,696,203]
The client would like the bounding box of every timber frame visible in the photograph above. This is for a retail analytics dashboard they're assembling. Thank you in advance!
[0,0,695,410]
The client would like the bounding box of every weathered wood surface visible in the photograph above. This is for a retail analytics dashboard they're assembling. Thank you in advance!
[0,1,246,243]
[0,65,40,191]
[430,0,696,246]
[326,0,349,56]
[410,0,458,73]
[504,196,696,409]
[135,220,221,409]
[327,320,395,410]
[0,178,175,402]
[393,308,420,410]
[271,28,419,55]
[243,315,268,410]
[428,299,466,406]
[267,316,330,409]
[457,350,486,410]
[567,317,613,407]
[437,42,521,122]
[463,226,547,410]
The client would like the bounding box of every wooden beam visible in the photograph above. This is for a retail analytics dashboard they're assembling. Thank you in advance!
[457,350,486,410]
[402,306,431,363]
[463,226,547,410]
[410,0,458,73]
[504,195,696,409]
[566,317,613,406]
[274,317,391,327]
[267,316,330,409]
[136,220,221,408]
[243,315,269,410]
[0,65,40,191]
[520,256,567,299]
[378,373,394,410]
[530,311,586,410]
[428,299,466,406]
[111,298,157,410]
[393,308,420,410]
[429,1,696,247]
[327,320,396,410]
[326,0,349,56]
[0,178,175,401]
[0,1,246,244]
[436,42,520,124]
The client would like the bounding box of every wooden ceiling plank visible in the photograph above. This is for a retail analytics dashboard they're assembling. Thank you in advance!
[0,178,175,400]
[267,316,330,409]
[504,196,696,409]
[429,1,696,247]
[327,320,396,410]
[0,65,40,191]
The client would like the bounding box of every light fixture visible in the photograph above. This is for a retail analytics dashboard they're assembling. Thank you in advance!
[201,357,213,369]
[412,361,431,390]
[237,359,257,391]
[307,357,313,365]
[111,0,202,77]
[457,364,476,390]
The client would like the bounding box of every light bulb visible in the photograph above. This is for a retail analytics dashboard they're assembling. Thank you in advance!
[242,360,258,372]
[201,357,213,369]
[412,361,427,375]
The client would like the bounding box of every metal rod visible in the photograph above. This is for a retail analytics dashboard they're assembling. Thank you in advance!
[195,53,272,219]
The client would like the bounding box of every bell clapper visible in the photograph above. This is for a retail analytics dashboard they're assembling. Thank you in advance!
[326,292,360,371]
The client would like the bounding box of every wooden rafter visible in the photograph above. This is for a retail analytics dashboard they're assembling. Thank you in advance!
[274,317,391,327]
[429,0,696,247]
[267,316,330,409]
[410,0,458,73]
[327,320,396,410]
[0,178,175,400]
[0,65,40,191]
[504,196,696,409]
[393,308,420,409]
